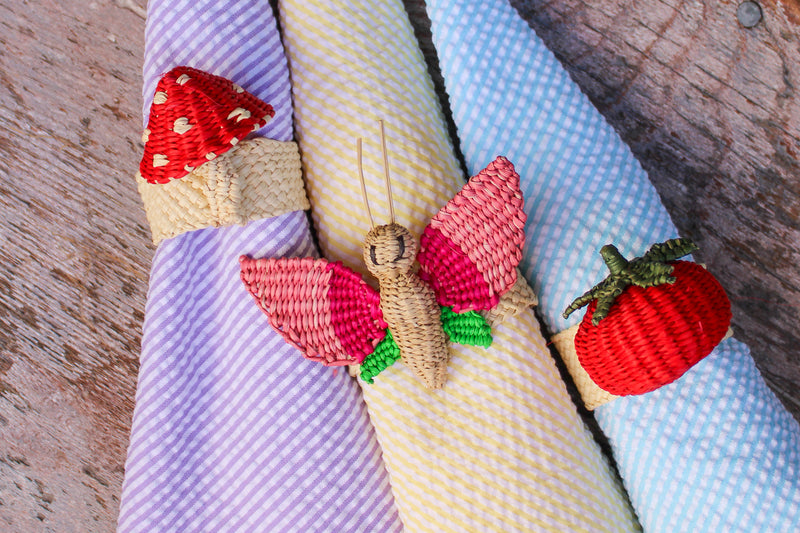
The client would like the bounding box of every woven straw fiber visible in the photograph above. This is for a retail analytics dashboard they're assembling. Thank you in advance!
[425,0,800,531]
[138,138,309,243]
[364,223,451,389]
[484,270,538,326]
[553,322,735,411]
[552,325,618,410]
[278,0,640,531]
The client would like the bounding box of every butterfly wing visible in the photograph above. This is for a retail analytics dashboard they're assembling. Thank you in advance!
[418,156,526,313]
[239,256,387,366]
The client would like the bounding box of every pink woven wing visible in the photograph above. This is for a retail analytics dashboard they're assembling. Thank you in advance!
[418,156,526,313]
[239,256,387,366]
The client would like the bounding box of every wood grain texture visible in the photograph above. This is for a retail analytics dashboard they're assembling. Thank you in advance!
[508,0,800,420]
[1,0,798,531]
[0,0,148,530]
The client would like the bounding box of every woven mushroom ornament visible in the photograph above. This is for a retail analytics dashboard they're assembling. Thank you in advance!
[563,239,732,396]
[138,66,275,184]
[240,153,530,389]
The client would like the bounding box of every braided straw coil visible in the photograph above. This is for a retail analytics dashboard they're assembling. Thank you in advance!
[137,138,309,243]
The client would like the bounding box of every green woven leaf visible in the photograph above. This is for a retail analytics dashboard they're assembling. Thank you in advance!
[359,329,401,384]
[563,238,698,325]
[440,306,492,347]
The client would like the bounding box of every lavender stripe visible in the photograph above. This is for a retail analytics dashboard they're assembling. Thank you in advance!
[138,215,303,364]
[159,380,336,530]
[138,345,300,507]
[208,376,364,531]
[173,361,343,510]
[120,224,399,530]
[124,222,309,466]
[129,336,290,487]
[253,384,374,531]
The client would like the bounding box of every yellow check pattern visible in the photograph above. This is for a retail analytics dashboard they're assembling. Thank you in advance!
[278,1,640,530]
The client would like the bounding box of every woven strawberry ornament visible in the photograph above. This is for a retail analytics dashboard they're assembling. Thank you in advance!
[138,66,275,184]
[563,238,732,396]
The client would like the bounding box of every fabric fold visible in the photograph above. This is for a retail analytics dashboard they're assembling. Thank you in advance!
[277,0,641,531]
[425,0,800,530]
[118,1,401,531]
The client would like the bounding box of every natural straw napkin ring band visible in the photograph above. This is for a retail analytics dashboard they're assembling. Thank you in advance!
[552,325,619,410]
[137,137,310,244]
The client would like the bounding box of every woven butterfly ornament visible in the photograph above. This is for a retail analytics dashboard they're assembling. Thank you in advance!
[240,150,528,389]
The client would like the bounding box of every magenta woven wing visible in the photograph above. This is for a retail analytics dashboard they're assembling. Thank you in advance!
[417,156,526,313]
[240,256,388,366]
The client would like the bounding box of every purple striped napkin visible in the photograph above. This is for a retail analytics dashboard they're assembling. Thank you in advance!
[117,1,401,531]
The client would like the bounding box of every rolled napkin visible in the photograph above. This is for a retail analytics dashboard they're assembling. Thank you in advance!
[117,2,401,531]
[276,0,641,531]
[426,0,800,530]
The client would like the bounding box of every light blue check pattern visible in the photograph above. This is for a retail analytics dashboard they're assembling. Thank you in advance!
[427,0,800,531]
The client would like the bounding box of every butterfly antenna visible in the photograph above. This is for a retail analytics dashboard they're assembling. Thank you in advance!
[356,137,376,228]
[378,120,396,224]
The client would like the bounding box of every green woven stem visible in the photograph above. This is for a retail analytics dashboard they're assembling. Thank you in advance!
[359,329,401,384]
[563,238,698,325]
[440,306,492,347]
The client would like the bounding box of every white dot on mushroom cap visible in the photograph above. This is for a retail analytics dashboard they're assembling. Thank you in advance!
[141,129,150,143]
[184,165,194,172]
[232,83,245,93]
[229,137,239,145]
[153,154,169,167]
[173,117,193,135]
[153,91,168,105]
[227,107,251,122]
[205,152,216,160]
[176,74,191,85]
[263,114,273,123]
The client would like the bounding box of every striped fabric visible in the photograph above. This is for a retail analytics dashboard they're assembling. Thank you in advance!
[118,1,401,531]
[278,1,640,531]
[426,0,800,531]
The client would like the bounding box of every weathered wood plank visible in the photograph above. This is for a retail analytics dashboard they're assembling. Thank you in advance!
[0,0,148,530]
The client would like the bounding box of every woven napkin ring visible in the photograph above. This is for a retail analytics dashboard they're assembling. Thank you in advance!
[137,137,309,243]
[552,325,619,410]
[133,66,309,243]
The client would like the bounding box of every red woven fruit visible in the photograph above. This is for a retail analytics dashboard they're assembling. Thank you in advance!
[564,239,732,396]
[138,66,275,184]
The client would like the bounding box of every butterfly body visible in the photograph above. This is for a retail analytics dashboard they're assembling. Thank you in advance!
[364,223,450,388]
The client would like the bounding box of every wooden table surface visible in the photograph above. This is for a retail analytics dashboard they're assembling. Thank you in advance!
[1,0,797,530]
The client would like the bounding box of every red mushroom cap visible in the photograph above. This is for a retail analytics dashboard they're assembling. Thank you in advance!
[138,66,275,184]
